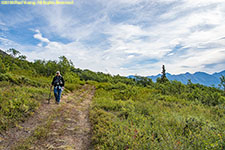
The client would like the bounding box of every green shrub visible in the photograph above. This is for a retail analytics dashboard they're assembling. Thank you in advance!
[66,83,81,92]
[0,85,49,132]
[90,87,225,149]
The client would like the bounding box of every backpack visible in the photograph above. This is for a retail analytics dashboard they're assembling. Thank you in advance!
[54,76,63,86]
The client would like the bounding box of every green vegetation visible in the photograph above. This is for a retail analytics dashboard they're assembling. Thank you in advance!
[90,82,225,149]
[13,110,57,150]
[0,50,81,132]
[219,75,225,92]
[0,72,51,131]
[158,64,169,83]
[0,49,225,149]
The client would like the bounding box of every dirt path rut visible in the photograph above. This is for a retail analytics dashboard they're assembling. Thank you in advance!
[0,84,95,150]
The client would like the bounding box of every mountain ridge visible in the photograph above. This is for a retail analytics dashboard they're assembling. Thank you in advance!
[148,70,225,87]
[128,70,225,87]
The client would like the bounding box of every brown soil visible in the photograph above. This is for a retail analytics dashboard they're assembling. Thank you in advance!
[0,84,95,150]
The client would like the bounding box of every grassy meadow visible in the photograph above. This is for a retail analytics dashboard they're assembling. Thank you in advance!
[90,82,225,150]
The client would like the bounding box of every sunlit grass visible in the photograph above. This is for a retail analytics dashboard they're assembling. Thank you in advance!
[90,85,225,150]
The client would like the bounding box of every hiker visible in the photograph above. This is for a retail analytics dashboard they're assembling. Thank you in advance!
[51,71,65,104]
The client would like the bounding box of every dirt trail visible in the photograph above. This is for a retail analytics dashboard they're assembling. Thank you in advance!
[0,84,95,150]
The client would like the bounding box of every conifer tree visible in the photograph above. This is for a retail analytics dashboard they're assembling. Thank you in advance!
[161,65,168,83]
[219,75,225,92]
[7,48,20,57]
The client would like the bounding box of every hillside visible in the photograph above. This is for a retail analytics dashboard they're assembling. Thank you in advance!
[0,49,225,149]
[1,85,95,149]
[147,71,225,87]
[0,49,9,56]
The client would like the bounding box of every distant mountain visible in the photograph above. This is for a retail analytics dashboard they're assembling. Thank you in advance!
[128,70,225,87]
[212,70,225,79]
[147,71,225,87]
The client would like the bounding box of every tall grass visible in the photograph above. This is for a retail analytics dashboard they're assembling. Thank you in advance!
[0,72,81,132]
[90,84,225,149]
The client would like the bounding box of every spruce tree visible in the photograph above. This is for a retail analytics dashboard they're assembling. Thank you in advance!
[219,75,225,92]
[161,65,168,83]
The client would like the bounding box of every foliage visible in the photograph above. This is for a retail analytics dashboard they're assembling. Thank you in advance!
[90,84,225,150]
[160,65,169,83]
[0,49,82,133]
[0,83,48,131]
[7,48,21,57]
[219,75,225,92]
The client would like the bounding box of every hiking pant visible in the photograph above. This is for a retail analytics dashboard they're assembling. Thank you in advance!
[54,86,62,103]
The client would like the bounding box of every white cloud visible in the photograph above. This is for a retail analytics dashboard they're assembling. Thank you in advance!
[0,37,20,48]
[0,37,38,55]
[33,30,50,43]
[1,0,225,76]
[0,21,5,26]
[0,8,34,27]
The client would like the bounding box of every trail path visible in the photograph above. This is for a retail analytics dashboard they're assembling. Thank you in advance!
[0,84,95,150]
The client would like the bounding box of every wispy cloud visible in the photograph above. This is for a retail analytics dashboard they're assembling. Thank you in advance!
[0,0,225,75]
[33,30,50,44]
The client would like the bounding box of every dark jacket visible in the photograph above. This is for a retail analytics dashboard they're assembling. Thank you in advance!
[51,75,65,87]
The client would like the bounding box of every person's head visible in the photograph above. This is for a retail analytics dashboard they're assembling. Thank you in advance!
[56,71,60,76]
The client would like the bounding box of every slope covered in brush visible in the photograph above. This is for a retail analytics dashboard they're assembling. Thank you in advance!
[0,49,225,149]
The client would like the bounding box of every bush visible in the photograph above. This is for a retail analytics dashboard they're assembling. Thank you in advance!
[90,87,225,149]
[66,83,81,92]
[0,85,49,132]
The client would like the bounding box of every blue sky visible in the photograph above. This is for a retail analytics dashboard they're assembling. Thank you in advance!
[0,0,225,76]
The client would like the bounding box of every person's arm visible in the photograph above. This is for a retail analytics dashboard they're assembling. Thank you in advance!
[51,76,55,86]
[61,76,65,87]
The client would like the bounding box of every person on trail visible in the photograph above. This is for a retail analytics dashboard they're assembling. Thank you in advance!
[51,71,65,104]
